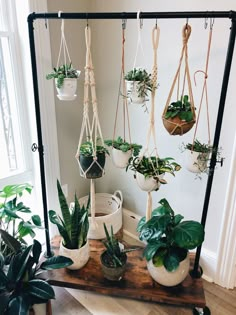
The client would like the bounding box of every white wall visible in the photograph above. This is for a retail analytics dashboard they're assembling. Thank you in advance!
[46,0,236,279]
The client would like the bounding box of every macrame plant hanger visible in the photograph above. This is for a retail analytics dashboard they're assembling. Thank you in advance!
[112,19,132,150]
[162,22,196,135]
[139,22,160,221]
[75,25,105,229]
[191,19,214,150]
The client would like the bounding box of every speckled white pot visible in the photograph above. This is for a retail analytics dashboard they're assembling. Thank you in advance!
[185,149,209,173]
[136,172,163,192]
[147,253,190,287]
[55,78,78,100]
[112,148,132,169]
[59,239,90,270]
[126,81,145,104]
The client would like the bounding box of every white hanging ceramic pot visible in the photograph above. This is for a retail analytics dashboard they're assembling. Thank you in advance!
[136,172,163,192]
[56,73,80,101]
[112,148,132,169]
[184,149,210,173]
[59,239,90,270]
[147,253,190,287]
[126,81,145,105]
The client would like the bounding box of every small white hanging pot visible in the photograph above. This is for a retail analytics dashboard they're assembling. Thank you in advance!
[59,239,90,270]
[112,148,132,169]
[126,81,145,105]
[56,71,81,101]
[184,149,210,173]
[147,253,190,287]
[135,172,164,192]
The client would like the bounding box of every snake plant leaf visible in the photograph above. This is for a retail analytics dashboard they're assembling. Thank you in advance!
[15,245,33,282]
[28,279,55,300]
[40,255,73,270]
[57,180,71,235]
[70,201,79,249]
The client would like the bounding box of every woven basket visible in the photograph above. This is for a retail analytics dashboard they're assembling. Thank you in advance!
[162,115,195,136]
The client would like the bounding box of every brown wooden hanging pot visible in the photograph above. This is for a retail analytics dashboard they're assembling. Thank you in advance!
[162,24,196,136]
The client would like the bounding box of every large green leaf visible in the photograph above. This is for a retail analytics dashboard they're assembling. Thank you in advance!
[3,208,20,219]
[40,255,73,270]
[163,252,180,272]
[31,215,42,226]
[0,292,11,314]
[0,269,8,288]
[8,295,31,315]
[0,183,32,199]
[139,214,171,242]
[15,245,33,282]
[173,221,204,250]
[0,229,21,253]
[32,240,42,264]
[57,180,71,235]
[158,199,174,216]
[143,241,167,261]
[28,279,55,300]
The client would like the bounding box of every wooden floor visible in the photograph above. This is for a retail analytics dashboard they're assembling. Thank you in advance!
[51,280,236,315]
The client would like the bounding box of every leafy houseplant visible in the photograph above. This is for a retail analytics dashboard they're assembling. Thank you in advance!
[100,223,135,281]
[137,198,204,286]
[78,141,109,178]
[0,231,72,315]
[126,156,181,192]
[0,183,42,258]
[104,136,142,169]
[49,180,90,270]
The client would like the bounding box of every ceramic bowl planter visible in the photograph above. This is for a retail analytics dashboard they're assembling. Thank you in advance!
[79,152,106,179]
[126,80,145,105]
[136,172,163,192]
[185,149,210,173]
[112,147,132,168]
[56,77,79,101]
[59,240,90,270]
[100,251,127,281]
[147,253,190,287]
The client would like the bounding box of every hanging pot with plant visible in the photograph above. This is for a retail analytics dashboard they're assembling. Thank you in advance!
[105,136,142,169]
[137,198,205,286]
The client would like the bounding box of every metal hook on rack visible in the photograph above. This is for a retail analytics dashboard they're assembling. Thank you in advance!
[44,14,48,29]
[204,17,208,29]
[58,11,63,18]
[122,18,127,30]
[186,17,189,26]
[86,13,89,28]
[155,18,158,29]
[137,11,143,29]
[210,17,215,30]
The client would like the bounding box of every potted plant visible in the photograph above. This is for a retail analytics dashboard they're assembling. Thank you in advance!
[126,156,181,192]
[46,62,81,101]
[49,180,90,270]
[100,223,135,281]
[137,198,205,287]
[0,230,72,315]
[163,95,196,135]
[77,140,109,179]
[104,136,142,168]
[124,67,153,108]
[0,183,43,259]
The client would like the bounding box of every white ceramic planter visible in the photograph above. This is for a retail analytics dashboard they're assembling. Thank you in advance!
[126,80,145,104]
[184,149,210,173]
[112,148,132,168]
[55,76,80,101]
[59,240,90,270]
[147,253,190,287]
[136,172,163,192]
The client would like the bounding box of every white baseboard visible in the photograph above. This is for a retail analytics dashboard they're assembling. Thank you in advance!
[122,208,216,283]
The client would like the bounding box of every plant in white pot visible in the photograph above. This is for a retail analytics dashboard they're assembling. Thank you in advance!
[104,136,142,168]
[124,67,153,110]
[137,198,205,287]
[46,63,81,101]
[49,180,90,270]
[126,156,181,192]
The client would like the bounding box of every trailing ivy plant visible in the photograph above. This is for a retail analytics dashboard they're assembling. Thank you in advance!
[0,184,43,258]
[137,198,205,272]
[124,68,154,98]
[165,95,194,122]
[104,136,142,157]
[46,62,80,89]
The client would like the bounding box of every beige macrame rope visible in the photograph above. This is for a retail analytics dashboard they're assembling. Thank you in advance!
[191,27,213,150]
[163,24,195,119]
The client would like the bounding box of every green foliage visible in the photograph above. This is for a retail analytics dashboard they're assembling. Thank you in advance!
[184,139,212,153]
[126,156,181,187]
[137,198,204,272]
[0,184,43,258]
[124,67,154,98]
[79,141,109,157]
[46,63,79,88]
[49,180,89,249]
[0,233,72,315]
[165,95,194,122]
[104,136,142,157]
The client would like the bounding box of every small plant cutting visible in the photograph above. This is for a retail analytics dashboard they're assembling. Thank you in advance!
[49,180,90,270]
[126,156,181,192]
[104,136,142,168]
[0,231,72,315]
[0,183,43,258]
[125,67,154,108]
[137,198,204,286]
[100,223,136,281]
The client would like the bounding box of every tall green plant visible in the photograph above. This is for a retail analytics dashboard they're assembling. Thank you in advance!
[49,180,89,249]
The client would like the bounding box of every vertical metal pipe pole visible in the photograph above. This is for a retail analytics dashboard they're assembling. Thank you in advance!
[27,14,53,257]
[192,17,236,277]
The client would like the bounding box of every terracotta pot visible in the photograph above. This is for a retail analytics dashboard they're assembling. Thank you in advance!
[100,251,127,281]
[147,253,190,287]
[78,152,106,179]
[112,148,132,169]
[126,80,145,104]
[59,240,90,270]
[55,78,79,101]
[162,115,195,135]
[184,149,210,173]
[136,172,163,192]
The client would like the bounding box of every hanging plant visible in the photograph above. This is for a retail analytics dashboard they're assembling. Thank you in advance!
[104,136,142,168]
[126,156,181,192]
[46,62,80,88]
